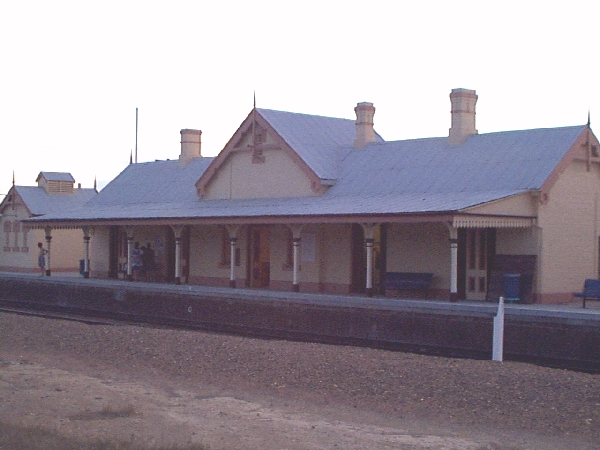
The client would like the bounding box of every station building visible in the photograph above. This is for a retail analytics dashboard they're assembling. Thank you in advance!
[22,89,600,303]
[0,172,96,273]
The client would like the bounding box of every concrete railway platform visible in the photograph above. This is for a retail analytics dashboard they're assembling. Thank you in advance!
[1,272,599,371]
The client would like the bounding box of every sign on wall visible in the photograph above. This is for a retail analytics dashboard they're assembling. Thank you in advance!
[301,233,315,262]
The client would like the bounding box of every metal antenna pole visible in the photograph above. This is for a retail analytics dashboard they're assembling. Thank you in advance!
[135,107,138,164]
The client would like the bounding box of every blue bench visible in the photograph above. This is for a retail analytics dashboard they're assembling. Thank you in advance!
[384,272,433,298]
[573,279,600,308]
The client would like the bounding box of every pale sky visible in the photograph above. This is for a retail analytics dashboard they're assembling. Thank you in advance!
[1,0,598,196]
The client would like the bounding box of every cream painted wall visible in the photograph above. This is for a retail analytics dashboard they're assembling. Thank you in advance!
[270,225,293,283]
[0,204,37,270]
[537,161,600,298]
[0,203,84,271]
[188,224,324,287]
[204,149,316,199]
[319,224,352,287]
[464,192,537,216]
[47,228,85,270]
[268,225,320,285]
[188,225,249,282]
[299,225,320,285]
[386,223,450,289]
[495,227,539,255]
[189,225,226,279]
[90,226,111,276]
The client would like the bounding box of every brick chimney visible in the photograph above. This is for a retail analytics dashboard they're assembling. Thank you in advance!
[354,102,376,149]
[449,88,478,144]
[179,129,202,164]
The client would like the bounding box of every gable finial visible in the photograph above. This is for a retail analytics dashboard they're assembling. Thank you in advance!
[588,109,591,127]
[10,170,15,209]
[129,149,133,165]
[94,175,98,192]
[253,91,256,109]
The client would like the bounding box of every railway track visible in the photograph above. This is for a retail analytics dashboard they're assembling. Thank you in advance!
[0,303,130,327]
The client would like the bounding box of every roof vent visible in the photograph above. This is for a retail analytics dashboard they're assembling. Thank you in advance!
[449,88,478,145]
[354,102,376,149]
[36,172,75,194]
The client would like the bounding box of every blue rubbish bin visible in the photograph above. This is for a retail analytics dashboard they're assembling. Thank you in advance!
[503,273,521,302]
[79,259,85,276]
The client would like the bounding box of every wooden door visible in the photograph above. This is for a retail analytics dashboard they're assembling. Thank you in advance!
[108,226,120,279]
[350,224,366,293]
[466,229,489,300]
[250,227,270,288]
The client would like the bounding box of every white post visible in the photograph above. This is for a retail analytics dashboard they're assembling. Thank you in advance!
[361,223,378,297]
[229,237,237,287]
[445,223,458,302]
[226,225,241,288]
[175,237,182,284]
[124,226,135,281]
[293,238,300,286]
[82,226,91,278]
[366,238,374,294]
[289,225,303,292]
[492,296,505,362]
[126,237,133,280]
[170,225,186,285]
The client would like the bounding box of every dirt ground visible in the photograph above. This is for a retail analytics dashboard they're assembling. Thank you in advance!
[1,312,599,450]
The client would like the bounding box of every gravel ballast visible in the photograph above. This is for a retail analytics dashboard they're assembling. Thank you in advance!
[1,311,599,449]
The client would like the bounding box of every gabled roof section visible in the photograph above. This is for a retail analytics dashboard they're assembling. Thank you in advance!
[257,108,384,181]
[539,123,599,202]
[2,185,97,216]
[89,157,214,207]
[195,107,385,197]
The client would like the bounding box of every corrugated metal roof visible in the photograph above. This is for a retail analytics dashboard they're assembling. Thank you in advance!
[257,108,384,181]
[14,186,97,216]
[24,108,588,224]
[331,125,585,197]
[36,172,75,182]
[87,157,214,207]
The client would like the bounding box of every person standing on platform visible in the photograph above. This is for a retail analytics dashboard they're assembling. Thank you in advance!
[142,242,156,281]
[37,242,48,276]
[131,242,142,281]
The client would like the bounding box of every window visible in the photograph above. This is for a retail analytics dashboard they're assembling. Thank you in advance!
[11,220,20,252]
[3,220,11,251]
[117,228,128,258]
[21,227,29,252]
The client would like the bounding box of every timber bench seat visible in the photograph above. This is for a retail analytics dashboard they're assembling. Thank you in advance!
[573,279,600,308]
[384,272,433,299]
